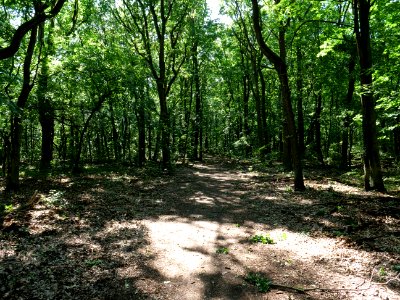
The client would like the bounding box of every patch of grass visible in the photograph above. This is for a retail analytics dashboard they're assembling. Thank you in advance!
[250,234,275,244]
[85,259,104,267]
[379,267,387,277]
[245,272,272,293]
[284,185,293,193]
[333,230,346,237]
[216,247,229,254]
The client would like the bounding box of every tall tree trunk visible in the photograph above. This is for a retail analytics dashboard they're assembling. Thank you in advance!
[250,54,264,148]
[341,51,356,169]
[315,93,324,165]
[136,98,146,167]
[6,25,38,191]
[192,40,202,161]
[243,74,251,156]
[259,68,269,153]
[109,101,120,160]
[353,0,385,191]
[281,117,292,171]
[156,0,172,171]
[152,120,161,162]
[251,0,305,191]
[296,47,305,158]
[38,21,55,171]
[394,116,400,160]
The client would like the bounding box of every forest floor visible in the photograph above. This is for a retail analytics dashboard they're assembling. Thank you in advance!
[1,157,400,300]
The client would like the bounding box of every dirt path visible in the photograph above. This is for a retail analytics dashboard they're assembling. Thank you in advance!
[1,158,400,299]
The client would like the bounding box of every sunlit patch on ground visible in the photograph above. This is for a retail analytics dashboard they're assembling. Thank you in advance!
[1,158,399,299]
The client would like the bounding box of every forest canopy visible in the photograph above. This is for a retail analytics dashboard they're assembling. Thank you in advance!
[1,0,399,192]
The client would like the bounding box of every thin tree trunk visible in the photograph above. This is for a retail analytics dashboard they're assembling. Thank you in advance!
[341,51,356,169]
[72,92,110,173]
[109,101,120,160]
[394,116,400,160]
[259,68,269,153]
[315,93,324,165]
[296,47,305,158]
[192,40,201,161]
[136,99,146,167]
[243,74,251,156]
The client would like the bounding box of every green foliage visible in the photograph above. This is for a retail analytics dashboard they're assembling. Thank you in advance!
[332,230,346,237]
[250,234,275,244]
[216,247,229,254]
[392,265,400,272]
[4,204,14,213]
[85,259,104,267]
[284,185,293,193]
[43,190,67,208]
[245,272,272,293]
[378,267,387,277]
[279,232,288,241]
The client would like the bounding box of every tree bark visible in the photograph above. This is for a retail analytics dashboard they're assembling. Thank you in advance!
[353,0,385,191]
[38,21,55,171]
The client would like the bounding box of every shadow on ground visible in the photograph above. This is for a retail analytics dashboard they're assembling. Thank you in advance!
[1,157,400,299]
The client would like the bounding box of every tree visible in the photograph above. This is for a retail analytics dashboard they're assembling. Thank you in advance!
[353,0,385,191]
[115,0,193,170]
[251,0,305,191]
[37,20,55,171]
[5,2,42,190]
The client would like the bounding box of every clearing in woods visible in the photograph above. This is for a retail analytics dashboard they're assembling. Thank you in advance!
[1,157,400,299]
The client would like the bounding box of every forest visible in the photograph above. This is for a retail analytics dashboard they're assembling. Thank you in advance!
[1,0,400,299]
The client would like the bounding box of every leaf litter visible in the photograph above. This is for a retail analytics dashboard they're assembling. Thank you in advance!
[1,157,400,299]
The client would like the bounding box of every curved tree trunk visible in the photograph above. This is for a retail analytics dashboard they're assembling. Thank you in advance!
[6,25,38,191]
[251,0,305,191]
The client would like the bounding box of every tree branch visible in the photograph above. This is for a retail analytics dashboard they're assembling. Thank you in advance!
[0,0,67,60]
